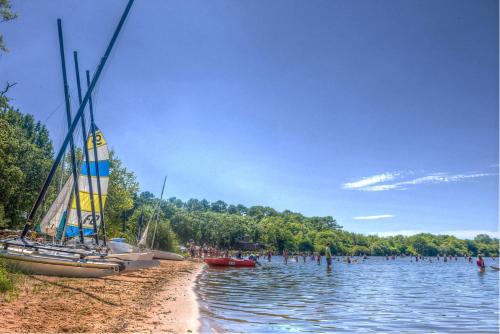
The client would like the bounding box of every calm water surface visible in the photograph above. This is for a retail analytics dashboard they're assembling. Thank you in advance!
[197,256,499,333]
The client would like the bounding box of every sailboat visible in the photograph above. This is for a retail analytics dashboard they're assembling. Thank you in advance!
[0,239,120,278]
[0,128,125,277]
[0,1,137,277]
[53,127,157,271]
[137,177,184,261]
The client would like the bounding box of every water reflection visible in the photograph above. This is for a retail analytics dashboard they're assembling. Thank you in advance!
[197,256,499,333]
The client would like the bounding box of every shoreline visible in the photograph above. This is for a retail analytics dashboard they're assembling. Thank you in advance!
[0,259,205,333]
[138,259,204,333]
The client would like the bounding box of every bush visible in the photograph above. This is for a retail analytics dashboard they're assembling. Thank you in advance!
[149,220,179,252]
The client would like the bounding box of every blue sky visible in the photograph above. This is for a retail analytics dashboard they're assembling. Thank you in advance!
[1,0,498,238]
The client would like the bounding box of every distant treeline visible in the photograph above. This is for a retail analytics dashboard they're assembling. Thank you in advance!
[1,94,498,256]
[129,195,498,257]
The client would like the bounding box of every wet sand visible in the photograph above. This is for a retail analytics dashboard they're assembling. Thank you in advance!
[0,260,204,333]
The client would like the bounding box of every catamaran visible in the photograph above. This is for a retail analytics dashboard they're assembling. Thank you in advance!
[0,0,142,277]
[137,177,184,261]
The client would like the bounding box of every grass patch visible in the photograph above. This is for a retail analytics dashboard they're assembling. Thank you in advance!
[0,261,14,292]
[0,260,23,301]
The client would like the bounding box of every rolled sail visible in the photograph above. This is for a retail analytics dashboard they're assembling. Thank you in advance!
[65,128,110,238]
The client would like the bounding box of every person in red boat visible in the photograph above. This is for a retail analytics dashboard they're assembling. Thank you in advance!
[477,255,486,272]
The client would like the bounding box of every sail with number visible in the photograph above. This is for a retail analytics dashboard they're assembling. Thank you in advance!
[65,127,110,237]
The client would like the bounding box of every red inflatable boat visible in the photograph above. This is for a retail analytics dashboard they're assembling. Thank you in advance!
[204,258,256,267]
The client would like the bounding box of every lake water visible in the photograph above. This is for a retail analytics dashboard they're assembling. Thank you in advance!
[197,256,499,333]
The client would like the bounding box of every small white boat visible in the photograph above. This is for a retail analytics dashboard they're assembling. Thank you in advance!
[152,250,184,261]
[0,248,119,278]
[135,178,185,262]
[107,238,155,261]
[101,238,158,271]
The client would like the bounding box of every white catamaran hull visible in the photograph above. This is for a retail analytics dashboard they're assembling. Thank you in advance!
[152,250,184,261]
[0,250,119,278]
[96,252,159,271]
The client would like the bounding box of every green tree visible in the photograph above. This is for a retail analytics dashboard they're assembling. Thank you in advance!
[0,95,53,228]
[0,0,17,52]
[211,200,228,213]
[104,150,139,236]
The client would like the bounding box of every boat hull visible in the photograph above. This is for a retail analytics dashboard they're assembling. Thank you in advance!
[152,250,184,261]
[112,259,160,272]
[204,258,256,267]
[89,252,158,271]
[0,251,119,278]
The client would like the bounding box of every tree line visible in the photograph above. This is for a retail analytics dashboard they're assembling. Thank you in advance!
[0,94,498,257]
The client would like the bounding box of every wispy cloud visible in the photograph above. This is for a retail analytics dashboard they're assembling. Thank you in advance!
[343,172,399,190]
[358,184,399,192]
[343,171,496,192]
[399,173,495,186]
[353,214,394,220]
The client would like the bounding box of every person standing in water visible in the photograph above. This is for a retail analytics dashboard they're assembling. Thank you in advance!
[267,251,272,262]
[325,243,332,269]
[284,249,289,264]
[477,255,486,272]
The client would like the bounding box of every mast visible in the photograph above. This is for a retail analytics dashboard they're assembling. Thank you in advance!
[57,19,85,244]
[86,69,107,246]
[151,176,167,249]
[58,153,65,192]
[20,0,135,240]
[74,51,99,244]
[137,208,144,244]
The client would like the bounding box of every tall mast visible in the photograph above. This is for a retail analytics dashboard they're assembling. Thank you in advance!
[151,176,167,249]
[74,51,99,244]
[57,19,84,244]
[20,0,134,240]
[86,69,107,246]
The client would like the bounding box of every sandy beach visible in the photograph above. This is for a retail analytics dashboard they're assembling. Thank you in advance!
[0,260,204,333]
